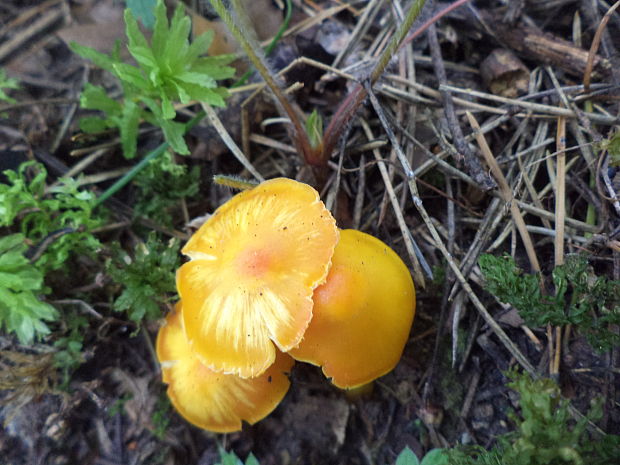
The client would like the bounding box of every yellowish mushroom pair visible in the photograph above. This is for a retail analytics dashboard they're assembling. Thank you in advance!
[156,178,416,432]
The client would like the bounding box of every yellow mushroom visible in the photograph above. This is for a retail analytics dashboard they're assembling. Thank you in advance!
[289,229,416,389]
[177,178,339,378]
[156,303,295,432]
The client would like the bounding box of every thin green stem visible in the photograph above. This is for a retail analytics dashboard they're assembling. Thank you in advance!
[94,111,205,208]
[584,99,597,237]
[370,0,427,83]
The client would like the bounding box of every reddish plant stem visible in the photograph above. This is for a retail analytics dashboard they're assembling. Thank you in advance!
[321,86,366,166]
[321,0,472,164]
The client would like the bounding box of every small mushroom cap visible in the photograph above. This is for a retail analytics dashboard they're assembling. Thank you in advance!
[156,304,295,433]
[177,178,338,378]
[289,229,416,389]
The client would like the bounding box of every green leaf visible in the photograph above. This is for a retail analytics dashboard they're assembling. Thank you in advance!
[192,57,236,79]
[107,233,180,325]
[150,0,169,60]
[215,449,259,465]
[80,83,122,114]
[113,283,159,322]
[159,93,176,119]
[0,161,44,226]
[1,162,104,274]
[112,62,150,90]
[420,449,450,465]
[305,108,323,149]
[0,232,27,254]
[120,100,141,159]
[73,0,232,156]
[128,45,158,70]
[185,29,214,63]
[159,119,189,154]
[162,5,191,72]
[0,68,19,103]
[79,116,113,133]
[133,150,199,225]
[175,71,216,87]
[180,84,228,106]
[71,42,117,73]
[603,131,620,167]
[479,254,620,351]
[396,447,420,465]
[0,233,57,344]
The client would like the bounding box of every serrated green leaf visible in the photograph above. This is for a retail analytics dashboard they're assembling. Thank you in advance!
[159,92,175,119]
[0,249,29,270]
[181,84,228,106]
[192,58,236,79]
[163,6,191,72]
[216,450,243,465]
[171,81,191,104]
[134,151,199,225]
[0,163,44,226]
[480,253,620,352]
[150,0,168,59]
[120,100,141,159]
[108,233,180,324]
[125,8,150,50]
[0,233,57,344]
[175,71,216,87]
[80,83,122,114]
[128,44,158,70]
[112,62,149,89]
[79,116,113,133]
[159,119,188,154]
[0,269,40,292]
[185,30,214,63]
[71,42,117,73]
[0,162,104,274]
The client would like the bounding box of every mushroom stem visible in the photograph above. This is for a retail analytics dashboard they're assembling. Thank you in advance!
[344,382,374,399]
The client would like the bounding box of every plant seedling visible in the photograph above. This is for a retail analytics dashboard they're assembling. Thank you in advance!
[72,0,235,157]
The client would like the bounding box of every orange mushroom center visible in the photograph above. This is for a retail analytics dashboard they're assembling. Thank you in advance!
[235,247,271,277]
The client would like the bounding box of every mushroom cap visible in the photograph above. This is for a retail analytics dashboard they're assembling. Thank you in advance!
[289,229,415,389]
[156,304,295,433]
[177,178,338,378]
